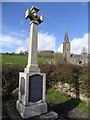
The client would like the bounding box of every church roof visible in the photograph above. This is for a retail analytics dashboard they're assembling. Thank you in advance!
[64,30,69,42]
[71,54,89,59]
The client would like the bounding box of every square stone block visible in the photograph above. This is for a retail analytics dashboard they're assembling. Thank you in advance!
[16,100,47,118]
[18,72,46,106]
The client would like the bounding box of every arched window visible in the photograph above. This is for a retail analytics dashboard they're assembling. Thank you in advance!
[79,61,82,64]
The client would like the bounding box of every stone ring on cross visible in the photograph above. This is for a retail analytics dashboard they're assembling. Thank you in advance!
[25,6,44,24]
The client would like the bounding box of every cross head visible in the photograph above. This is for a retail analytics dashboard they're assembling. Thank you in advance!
[25,6,44,24]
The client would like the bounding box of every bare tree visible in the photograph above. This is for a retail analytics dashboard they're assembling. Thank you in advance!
[81,47,87,55]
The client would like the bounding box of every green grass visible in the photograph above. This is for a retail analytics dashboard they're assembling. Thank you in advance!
[46,88,71,104]
[11,87,88,114]
[38,56,48,64]
[2,54,28,65]
[46,88,88,113]
[77,101,88,113]
[0,54,2,63]
[2,54,53,65]
[2,54,88,114]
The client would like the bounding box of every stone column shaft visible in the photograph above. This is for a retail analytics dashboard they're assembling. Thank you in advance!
[28,21,39,66]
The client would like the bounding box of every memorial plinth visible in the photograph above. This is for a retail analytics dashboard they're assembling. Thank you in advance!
[16,6,47,118]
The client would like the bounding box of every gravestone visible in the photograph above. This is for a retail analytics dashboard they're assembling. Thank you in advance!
[16,6,47,118]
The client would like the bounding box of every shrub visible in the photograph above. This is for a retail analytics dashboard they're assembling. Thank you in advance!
[2,64,24,99]
[2,62,89,100]
[79,65,89,97]
[40,63,89,97]
[40,62,82,89]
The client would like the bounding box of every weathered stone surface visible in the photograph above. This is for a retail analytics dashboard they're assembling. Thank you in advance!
[54,82,88,102]
[20,77,25,95]
[39,111,58,119]
[24,6,44,72]
[63,30,71,63]
[16,6,48,119]
[24,64,40,73]
[16,100,47,118]
[63,83,70,90]
[17,72,46,107]
[7,100,58,120]
[67,108,88,119]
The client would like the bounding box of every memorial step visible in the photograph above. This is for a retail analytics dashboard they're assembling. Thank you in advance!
[7,100,58,120]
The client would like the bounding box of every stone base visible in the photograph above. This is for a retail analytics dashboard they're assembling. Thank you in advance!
[16,100,47,118]
[7,100,58,120]
[38,111,58,119]
[24,64,40,73]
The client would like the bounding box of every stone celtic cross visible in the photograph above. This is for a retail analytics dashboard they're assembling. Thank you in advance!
[25,6,44,24]
[16,6,58,119]
[25,6,44,73]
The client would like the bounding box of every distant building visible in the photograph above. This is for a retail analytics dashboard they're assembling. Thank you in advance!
[63,30,88,65]
[71,54,88,65]
[63,30,71,63]
[24,51,28,54]
[40,50,54,54]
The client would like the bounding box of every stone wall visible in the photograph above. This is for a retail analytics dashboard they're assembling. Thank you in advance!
[54,82,88,103]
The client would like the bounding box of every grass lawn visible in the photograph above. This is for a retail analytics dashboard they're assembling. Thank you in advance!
[46,88,88,113]
[11,88,88,114]
[2,88,88,119]
[46,88,71,104]
[0,54,2,62]
[2,54,53,65]
[2,54,28,65]
[2,54,88,117]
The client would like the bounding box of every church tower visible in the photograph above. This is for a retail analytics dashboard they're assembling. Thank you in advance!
[63,29,71,63]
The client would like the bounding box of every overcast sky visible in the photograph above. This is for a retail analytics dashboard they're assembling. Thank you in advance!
[0,2,88,54]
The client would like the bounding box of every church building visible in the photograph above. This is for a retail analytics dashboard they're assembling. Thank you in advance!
[63,30,88,65]
[63,30,71,63]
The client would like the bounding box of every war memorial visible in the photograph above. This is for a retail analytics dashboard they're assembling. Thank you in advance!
[16,6,58,119]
